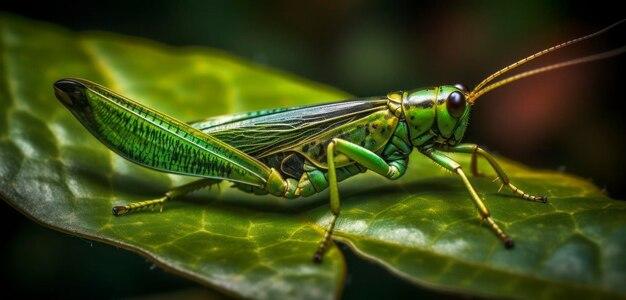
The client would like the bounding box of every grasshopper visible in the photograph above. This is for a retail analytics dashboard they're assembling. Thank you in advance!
[53,21,624,263]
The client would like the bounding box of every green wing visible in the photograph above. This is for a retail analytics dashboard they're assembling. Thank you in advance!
[189,97,389,157]
[55,78,271,186]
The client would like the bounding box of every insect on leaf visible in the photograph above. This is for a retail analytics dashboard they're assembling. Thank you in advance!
[1,14,625,300]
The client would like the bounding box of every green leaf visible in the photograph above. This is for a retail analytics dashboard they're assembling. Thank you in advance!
[1,14,625,300]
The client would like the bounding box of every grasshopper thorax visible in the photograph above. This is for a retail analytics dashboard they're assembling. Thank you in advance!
[387,84,471,147]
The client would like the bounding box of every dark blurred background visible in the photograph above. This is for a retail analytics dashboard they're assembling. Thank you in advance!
[1,1,625,298]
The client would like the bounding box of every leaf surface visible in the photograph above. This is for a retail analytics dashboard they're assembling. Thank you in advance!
[1,14,624,299]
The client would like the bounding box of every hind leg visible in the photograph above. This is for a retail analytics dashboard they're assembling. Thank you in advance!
[313,138,407,263]
[112,178,221,216]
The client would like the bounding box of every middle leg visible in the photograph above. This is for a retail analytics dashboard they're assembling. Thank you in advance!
[313,138,406,263]
[422,148,514,248]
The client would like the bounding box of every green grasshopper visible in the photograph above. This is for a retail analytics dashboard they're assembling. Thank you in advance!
[53,21,624,263]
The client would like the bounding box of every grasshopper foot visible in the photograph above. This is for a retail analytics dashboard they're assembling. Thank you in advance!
[504,237,515,249]
[111,198,166,216]
[312,252,323,264]
[507,183,548,203]
[112,206,129,216]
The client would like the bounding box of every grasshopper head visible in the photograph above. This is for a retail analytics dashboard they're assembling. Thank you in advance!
[400,84,471,146]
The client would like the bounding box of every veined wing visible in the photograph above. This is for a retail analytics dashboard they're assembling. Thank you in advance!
[189,106,296,129]
[55,78,272,187]
[189,97,389,157]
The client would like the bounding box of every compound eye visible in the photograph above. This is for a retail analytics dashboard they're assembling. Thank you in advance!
[454,83,468,92]
[446,91,466,118]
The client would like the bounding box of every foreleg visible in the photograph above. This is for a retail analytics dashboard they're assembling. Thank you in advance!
[442,144,547,202]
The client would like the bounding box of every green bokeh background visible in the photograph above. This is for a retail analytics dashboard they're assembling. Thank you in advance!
[1,1,624,298]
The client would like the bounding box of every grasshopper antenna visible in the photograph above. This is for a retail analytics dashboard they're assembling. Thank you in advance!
[469,46,626,102]
[469,19,625,103]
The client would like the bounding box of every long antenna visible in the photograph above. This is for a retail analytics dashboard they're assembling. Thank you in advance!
[468,46,626,102]
[470,19,625,98]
